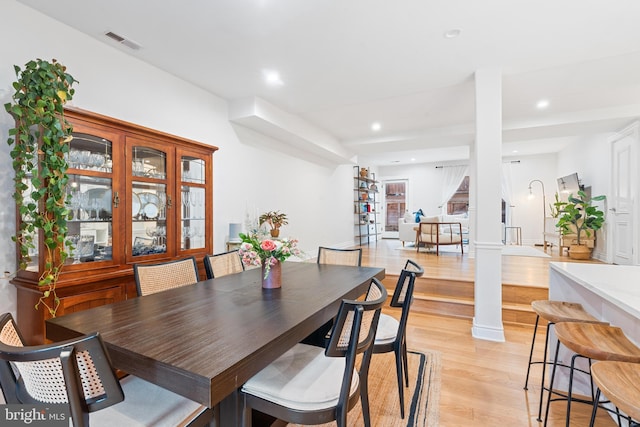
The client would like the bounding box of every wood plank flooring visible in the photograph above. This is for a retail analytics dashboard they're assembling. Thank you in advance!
[362,239,615,426]
[361,238,600,286]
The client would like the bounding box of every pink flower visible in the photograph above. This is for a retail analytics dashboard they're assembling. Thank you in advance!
[261,239,277,252]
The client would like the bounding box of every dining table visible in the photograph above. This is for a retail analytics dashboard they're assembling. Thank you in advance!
[46,261,385,426]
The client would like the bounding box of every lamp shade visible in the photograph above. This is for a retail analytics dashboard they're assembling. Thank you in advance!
[229,223,242,242]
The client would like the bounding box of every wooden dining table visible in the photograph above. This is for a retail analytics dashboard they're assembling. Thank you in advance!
[46,261,385,425]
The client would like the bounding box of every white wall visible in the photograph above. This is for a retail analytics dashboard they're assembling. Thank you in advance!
[378,161,456,217]
[504,154,558,245]
[0,1,355,315]
[557,132,614,259]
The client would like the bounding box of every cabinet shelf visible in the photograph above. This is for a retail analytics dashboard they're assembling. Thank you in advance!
[353,166,381,246]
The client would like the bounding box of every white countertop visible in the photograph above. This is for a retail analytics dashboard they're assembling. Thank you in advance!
[550,262,640,320]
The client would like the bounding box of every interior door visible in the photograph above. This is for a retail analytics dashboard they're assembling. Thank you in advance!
[610,123,638,265]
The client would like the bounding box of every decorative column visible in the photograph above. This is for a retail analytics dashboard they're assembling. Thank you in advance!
[472,68,505,342]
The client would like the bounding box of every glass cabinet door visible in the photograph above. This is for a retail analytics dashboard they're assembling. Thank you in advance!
[64,133,115,266]
[180,154,207,251]
[128,142,172,260]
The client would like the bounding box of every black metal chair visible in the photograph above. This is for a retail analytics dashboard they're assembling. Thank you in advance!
[203,250,244,279]
[0,313,212,427]
[133,256,199,296]
[317,247,363,266]
[241,278,387,427]
[372,259,424,418]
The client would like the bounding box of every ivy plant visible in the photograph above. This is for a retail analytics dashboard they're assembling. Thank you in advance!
[4,58,78,317]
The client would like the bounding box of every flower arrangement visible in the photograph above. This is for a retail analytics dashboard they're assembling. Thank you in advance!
[238,232,302,278]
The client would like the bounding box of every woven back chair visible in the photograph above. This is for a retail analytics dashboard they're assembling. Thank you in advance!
[241,278,386,427]
[373,259,424,418]
[134,256,199,296]
[0,313,212,427]
[0,313,25,404]
[317,247,362,267]
[203,250,244,279]
[0,313,124,425]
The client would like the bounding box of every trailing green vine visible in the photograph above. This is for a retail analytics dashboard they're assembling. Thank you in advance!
[4,59,78,317]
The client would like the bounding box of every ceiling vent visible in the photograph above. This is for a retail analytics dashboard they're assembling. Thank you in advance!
[104,31,142,50]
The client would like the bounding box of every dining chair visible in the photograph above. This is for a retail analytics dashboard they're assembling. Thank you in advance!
[304,246,364,347]
[373,259,424,419]
[317,246,363,266]
[203,250,244,279]
[133,256,199,296]
[241,278,387,427]
[0,312,213,427]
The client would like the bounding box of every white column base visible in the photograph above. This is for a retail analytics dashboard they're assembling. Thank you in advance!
[471,317,505,342]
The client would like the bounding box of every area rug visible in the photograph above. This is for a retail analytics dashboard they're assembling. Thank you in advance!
[287,350,441,427]
[501,245,551,258]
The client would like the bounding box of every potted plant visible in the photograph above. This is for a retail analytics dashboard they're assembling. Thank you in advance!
[259,210,288,238]
[555,190,606,259]
[5,58,78,316]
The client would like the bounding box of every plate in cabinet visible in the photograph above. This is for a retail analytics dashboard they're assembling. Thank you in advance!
[132,192,141,217]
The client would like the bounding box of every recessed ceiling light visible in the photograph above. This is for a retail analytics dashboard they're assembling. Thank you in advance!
[536,99,550,109]
[263,69,284,86]
[443,28,462,39]
[512,150,518,153]
[411,158,416,162]
[371,122,381,132]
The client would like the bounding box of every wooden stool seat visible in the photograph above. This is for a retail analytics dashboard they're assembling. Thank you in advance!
[590,361,640,425]
[525,300,607,422]
[531,300,604,324]
[544,322,640,426]
[554,323,640,363]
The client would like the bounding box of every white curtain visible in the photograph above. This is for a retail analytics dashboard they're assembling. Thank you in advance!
[439,165,469,215]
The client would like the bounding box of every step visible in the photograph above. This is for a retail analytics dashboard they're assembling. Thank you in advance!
[383,273,547,326]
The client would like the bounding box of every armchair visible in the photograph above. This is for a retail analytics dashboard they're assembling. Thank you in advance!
[416,221,464,255]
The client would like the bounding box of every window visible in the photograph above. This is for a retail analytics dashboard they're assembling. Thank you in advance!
[384,181,406,232]
[447,176,469,215]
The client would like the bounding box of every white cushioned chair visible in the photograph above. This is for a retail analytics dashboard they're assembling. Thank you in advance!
[241,278,387,427]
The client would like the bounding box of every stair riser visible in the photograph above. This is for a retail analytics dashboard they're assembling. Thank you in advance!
[383,274,547,326]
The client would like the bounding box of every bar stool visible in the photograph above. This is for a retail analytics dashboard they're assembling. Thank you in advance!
[544,322,640,427]
[589,361,640,427]
[524,300,607,422]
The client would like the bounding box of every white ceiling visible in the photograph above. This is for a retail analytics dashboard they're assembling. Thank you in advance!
[19,0,640,166]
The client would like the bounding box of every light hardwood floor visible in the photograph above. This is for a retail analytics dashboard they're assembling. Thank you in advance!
[363,239,616,427]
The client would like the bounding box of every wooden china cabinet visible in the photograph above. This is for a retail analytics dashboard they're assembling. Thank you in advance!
[12,108,218,344]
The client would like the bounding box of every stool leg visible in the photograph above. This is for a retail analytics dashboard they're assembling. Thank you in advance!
[589,388,601,427]
[543,339,561,427]
[537,321,553,421]
[524,314,540,390]
[566,353,580,427]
